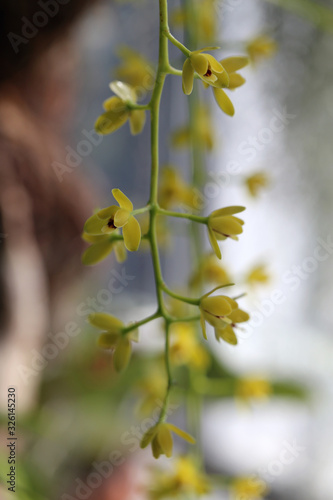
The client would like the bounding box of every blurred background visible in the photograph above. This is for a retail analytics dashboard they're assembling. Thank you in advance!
[1,0,333,499]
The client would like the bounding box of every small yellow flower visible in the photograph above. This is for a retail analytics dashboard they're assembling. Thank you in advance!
[231,476,267,500]
[84,189,141,252]
[88,312,138,373]
[190,253,231,288]
[149,456,211,499]
[182,49,230,95]
[115,46,155,89]
[207,206,245,260]
[95,81,146,135]
[170,323,210,370]
[199,293,249,343]
[81,231,127,266]
[236,377,271,404]
[171,106,214,151]
[141,422,195,459]
[247,35,277,64]
[246,264,270,286]
[245,171,269,197]
[158,167,198,210]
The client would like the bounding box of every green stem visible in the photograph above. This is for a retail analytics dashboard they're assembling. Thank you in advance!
[160,282,200,305]
[158,208,208,224]
[159,320,172,422]
[122,311,161,335]
[165,31,191,56]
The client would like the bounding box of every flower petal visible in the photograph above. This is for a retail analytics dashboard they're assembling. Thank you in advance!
[200,311,207,340]
[217,325,238,345]
[182,58,194,95]
[201,296,232,317]
[140,425,159,448]
[208,226,221,259]
[114,208,130,228]
[84,214,109,235]
[110,80,137,102]
[129,109,146,135]
[113,337,132,372]
[157,424,173,458]
[103,96,125,112]
[228,73,246,89]
[88,312,124,331]
[213,88,235,116]
[95,110,129,135]
[114,242,127,263]
[220,56,249,73]
[112,188,133,211]
[205,54,224,73]
[211,215,243,236]
[166,423,196,444]
[211,206,245,217]
[229,308,250,323]
[123,216,141,251]
[98,332,119,348]
[82,240,114,266]
[190,53,209,76]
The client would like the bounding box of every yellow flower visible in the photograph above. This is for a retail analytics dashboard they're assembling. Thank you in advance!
[246,264,270,286]
[245,171,269,197]
[149,456,211,499]
[158,167,198,210]
[84,188,141,252]
[170,323,210,371]
[236,377,271,404]
[88,312,138,373]
[182,49,230,95]
[190,253,231,288]
[247,35,277,64]
[199,293,249,343]
[115,46,155,89]
[95,81,146,135]
[81,231,127,266]
[171,106,214,151]
[207,206,245,260]
[141,422,195,459]
[211,56,248,116]
[231,476,267,500]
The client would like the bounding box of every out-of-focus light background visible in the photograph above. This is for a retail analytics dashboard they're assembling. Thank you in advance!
[1,0,333,499]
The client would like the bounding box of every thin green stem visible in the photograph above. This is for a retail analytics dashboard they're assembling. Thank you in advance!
[160,282,200,305]
[122,311,161,335]
[169,314,201,324]
[158,207,208,224]
[165,31,191,56]
[132,205,151,216]
[159,320,172,422]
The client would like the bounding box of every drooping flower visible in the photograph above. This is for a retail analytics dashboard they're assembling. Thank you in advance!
[246,264,270,286]
[158,167,198,210]
[170,323,210,370]
[231,476,267,500]
[182,49,230,95]
[207,206,245,259]
[88,312,138,373]
[115,46,155,89]
[236,377,271,404]
[81,231,127,266]
[171,106,214,151]
[199,293,249,343]
[149,456,211,499]
[95,81,146,135]
[245,171,269,197]
[190,253,231,288]
[247,35,277,64]
[84,189,141,252]
[141,422,195,459]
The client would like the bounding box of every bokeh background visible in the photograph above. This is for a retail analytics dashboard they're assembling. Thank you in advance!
[1,0,333,499]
